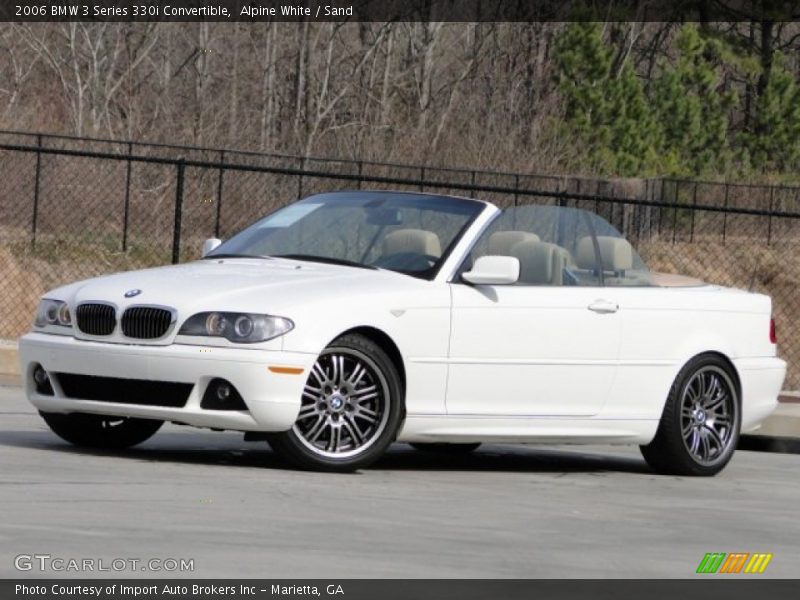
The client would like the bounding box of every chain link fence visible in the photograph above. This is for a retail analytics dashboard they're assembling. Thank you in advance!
[1,131,799,389]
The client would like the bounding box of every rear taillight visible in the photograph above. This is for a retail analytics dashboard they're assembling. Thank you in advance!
[770,318,777,344]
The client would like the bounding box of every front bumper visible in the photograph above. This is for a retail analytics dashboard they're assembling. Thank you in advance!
[19,332,316,432]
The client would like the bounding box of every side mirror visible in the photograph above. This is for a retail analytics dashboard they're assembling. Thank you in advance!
[462,255,520,285]
[201,238,222,257]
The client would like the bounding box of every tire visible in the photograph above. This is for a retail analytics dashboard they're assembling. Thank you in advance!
[640,354,740,476]
[40,411,163,449]
[409,442,481,454]
[267,334,404,472]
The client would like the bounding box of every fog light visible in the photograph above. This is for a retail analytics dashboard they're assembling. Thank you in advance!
[32,364,54,396]
[216,383,231,401]
[201,378,246,411]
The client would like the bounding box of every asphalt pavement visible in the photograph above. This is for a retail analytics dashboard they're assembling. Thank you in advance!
[1,383,798,579]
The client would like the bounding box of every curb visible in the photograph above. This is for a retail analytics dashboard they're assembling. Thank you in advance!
[0,344,19,379]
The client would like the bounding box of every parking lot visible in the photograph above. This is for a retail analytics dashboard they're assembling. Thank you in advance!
[1,382,798,579]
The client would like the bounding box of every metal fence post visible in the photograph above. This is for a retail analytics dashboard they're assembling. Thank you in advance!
[297,157,305,198]
[672,180,679,244]
[356,160,363,190]
[172,160,185,264]
[689,182,697,243]
[767,187,775,245]
[31,134,42,248]
[722,183,729,244]
[469,170,476,198]
[419,167,425,192]
[214,150,225,237]
[121,142,133,252]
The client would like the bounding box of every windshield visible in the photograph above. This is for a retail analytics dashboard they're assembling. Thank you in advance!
[464,204,653,287]
[207,191,485,279]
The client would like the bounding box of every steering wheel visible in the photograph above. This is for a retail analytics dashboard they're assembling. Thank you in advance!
[371,252,439,271]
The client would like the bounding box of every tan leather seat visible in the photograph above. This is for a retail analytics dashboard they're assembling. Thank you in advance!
[487,231,540,256]
[382,228,442,257]
[576,236,633,273]
[509,239,568,285]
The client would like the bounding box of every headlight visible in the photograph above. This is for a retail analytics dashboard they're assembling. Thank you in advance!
[34,299,72,329]
[178,312,293,343]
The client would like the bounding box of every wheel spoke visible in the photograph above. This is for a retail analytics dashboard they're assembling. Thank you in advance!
[685,377,700,403]
[713,414,731,427]
[696,430,707,461]
[704,424,724,454]
[352,385,378,403]
[342,415,363,445]
[348,364,366,386]
[688,429,700,456]
[705,393,726,412]
[302,386,322,401]
[355,405,378,422]
[311,363,328,387]
[306,415,328,443]
[298,404,318,419]
[329,355,339,386]
[327,425,341,452]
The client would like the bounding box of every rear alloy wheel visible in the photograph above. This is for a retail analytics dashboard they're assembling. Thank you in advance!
[641,355,740,476]
[40,411,163,449]
[267,334,404,471]
[410,442,481,454]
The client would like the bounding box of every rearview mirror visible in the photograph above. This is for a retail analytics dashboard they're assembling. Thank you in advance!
[462,255,520,285]
[201,238,222,257]
[365,208,403,226]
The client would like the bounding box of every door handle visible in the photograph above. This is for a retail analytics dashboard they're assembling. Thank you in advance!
[588,300,619,314]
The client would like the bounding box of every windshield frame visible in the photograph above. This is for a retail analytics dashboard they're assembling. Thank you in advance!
[205,191,488,281]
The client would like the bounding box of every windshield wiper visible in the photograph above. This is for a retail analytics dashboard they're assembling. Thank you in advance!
[203,253,272,260]
[271,254,377,270]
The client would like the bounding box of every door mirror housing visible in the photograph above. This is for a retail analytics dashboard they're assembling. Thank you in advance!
[462,255,520,285]
[201,238,222,257]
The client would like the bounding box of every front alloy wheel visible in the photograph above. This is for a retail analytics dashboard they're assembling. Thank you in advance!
[267,334,404,471]
[641,355,740,476]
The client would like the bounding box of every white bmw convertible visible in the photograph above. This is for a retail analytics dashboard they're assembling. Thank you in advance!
[19,191,785,474]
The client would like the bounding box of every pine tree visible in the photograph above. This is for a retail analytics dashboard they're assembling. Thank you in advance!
[651,25,735,176]
[741,52,800,172]
[553,22,659,176]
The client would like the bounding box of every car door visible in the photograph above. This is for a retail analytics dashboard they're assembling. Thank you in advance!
[445,205,622,417]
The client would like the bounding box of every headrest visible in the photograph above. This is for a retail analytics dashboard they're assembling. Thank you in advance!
[510,240,558,284]
[487,231,540,256]
[383,228,442,257]
[576,236,633,271]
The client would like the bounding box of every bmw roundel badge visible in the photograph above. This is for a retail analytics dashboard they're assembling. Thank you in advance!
[124,289,142,298]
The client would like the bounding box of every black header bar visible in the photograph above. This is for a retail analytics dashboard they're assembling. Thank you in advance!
[2,0,800,22]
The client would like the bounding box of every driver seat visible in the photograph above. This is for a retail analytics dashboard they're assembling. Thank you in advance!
[382,228,442,258]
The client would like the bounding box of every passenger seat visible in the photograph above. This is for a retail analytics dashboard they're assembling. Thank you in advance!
[486,231,540,256]
[382,228,442,257]
[509,239,569,285]
[576,236,633,279]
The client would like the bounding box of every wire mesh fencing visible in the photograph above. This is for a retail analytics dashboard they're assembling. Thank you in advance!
[1,131,799,389]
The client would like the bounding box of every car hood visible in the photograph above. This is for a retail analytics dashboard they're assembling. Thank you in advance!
[56,258,422,315]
